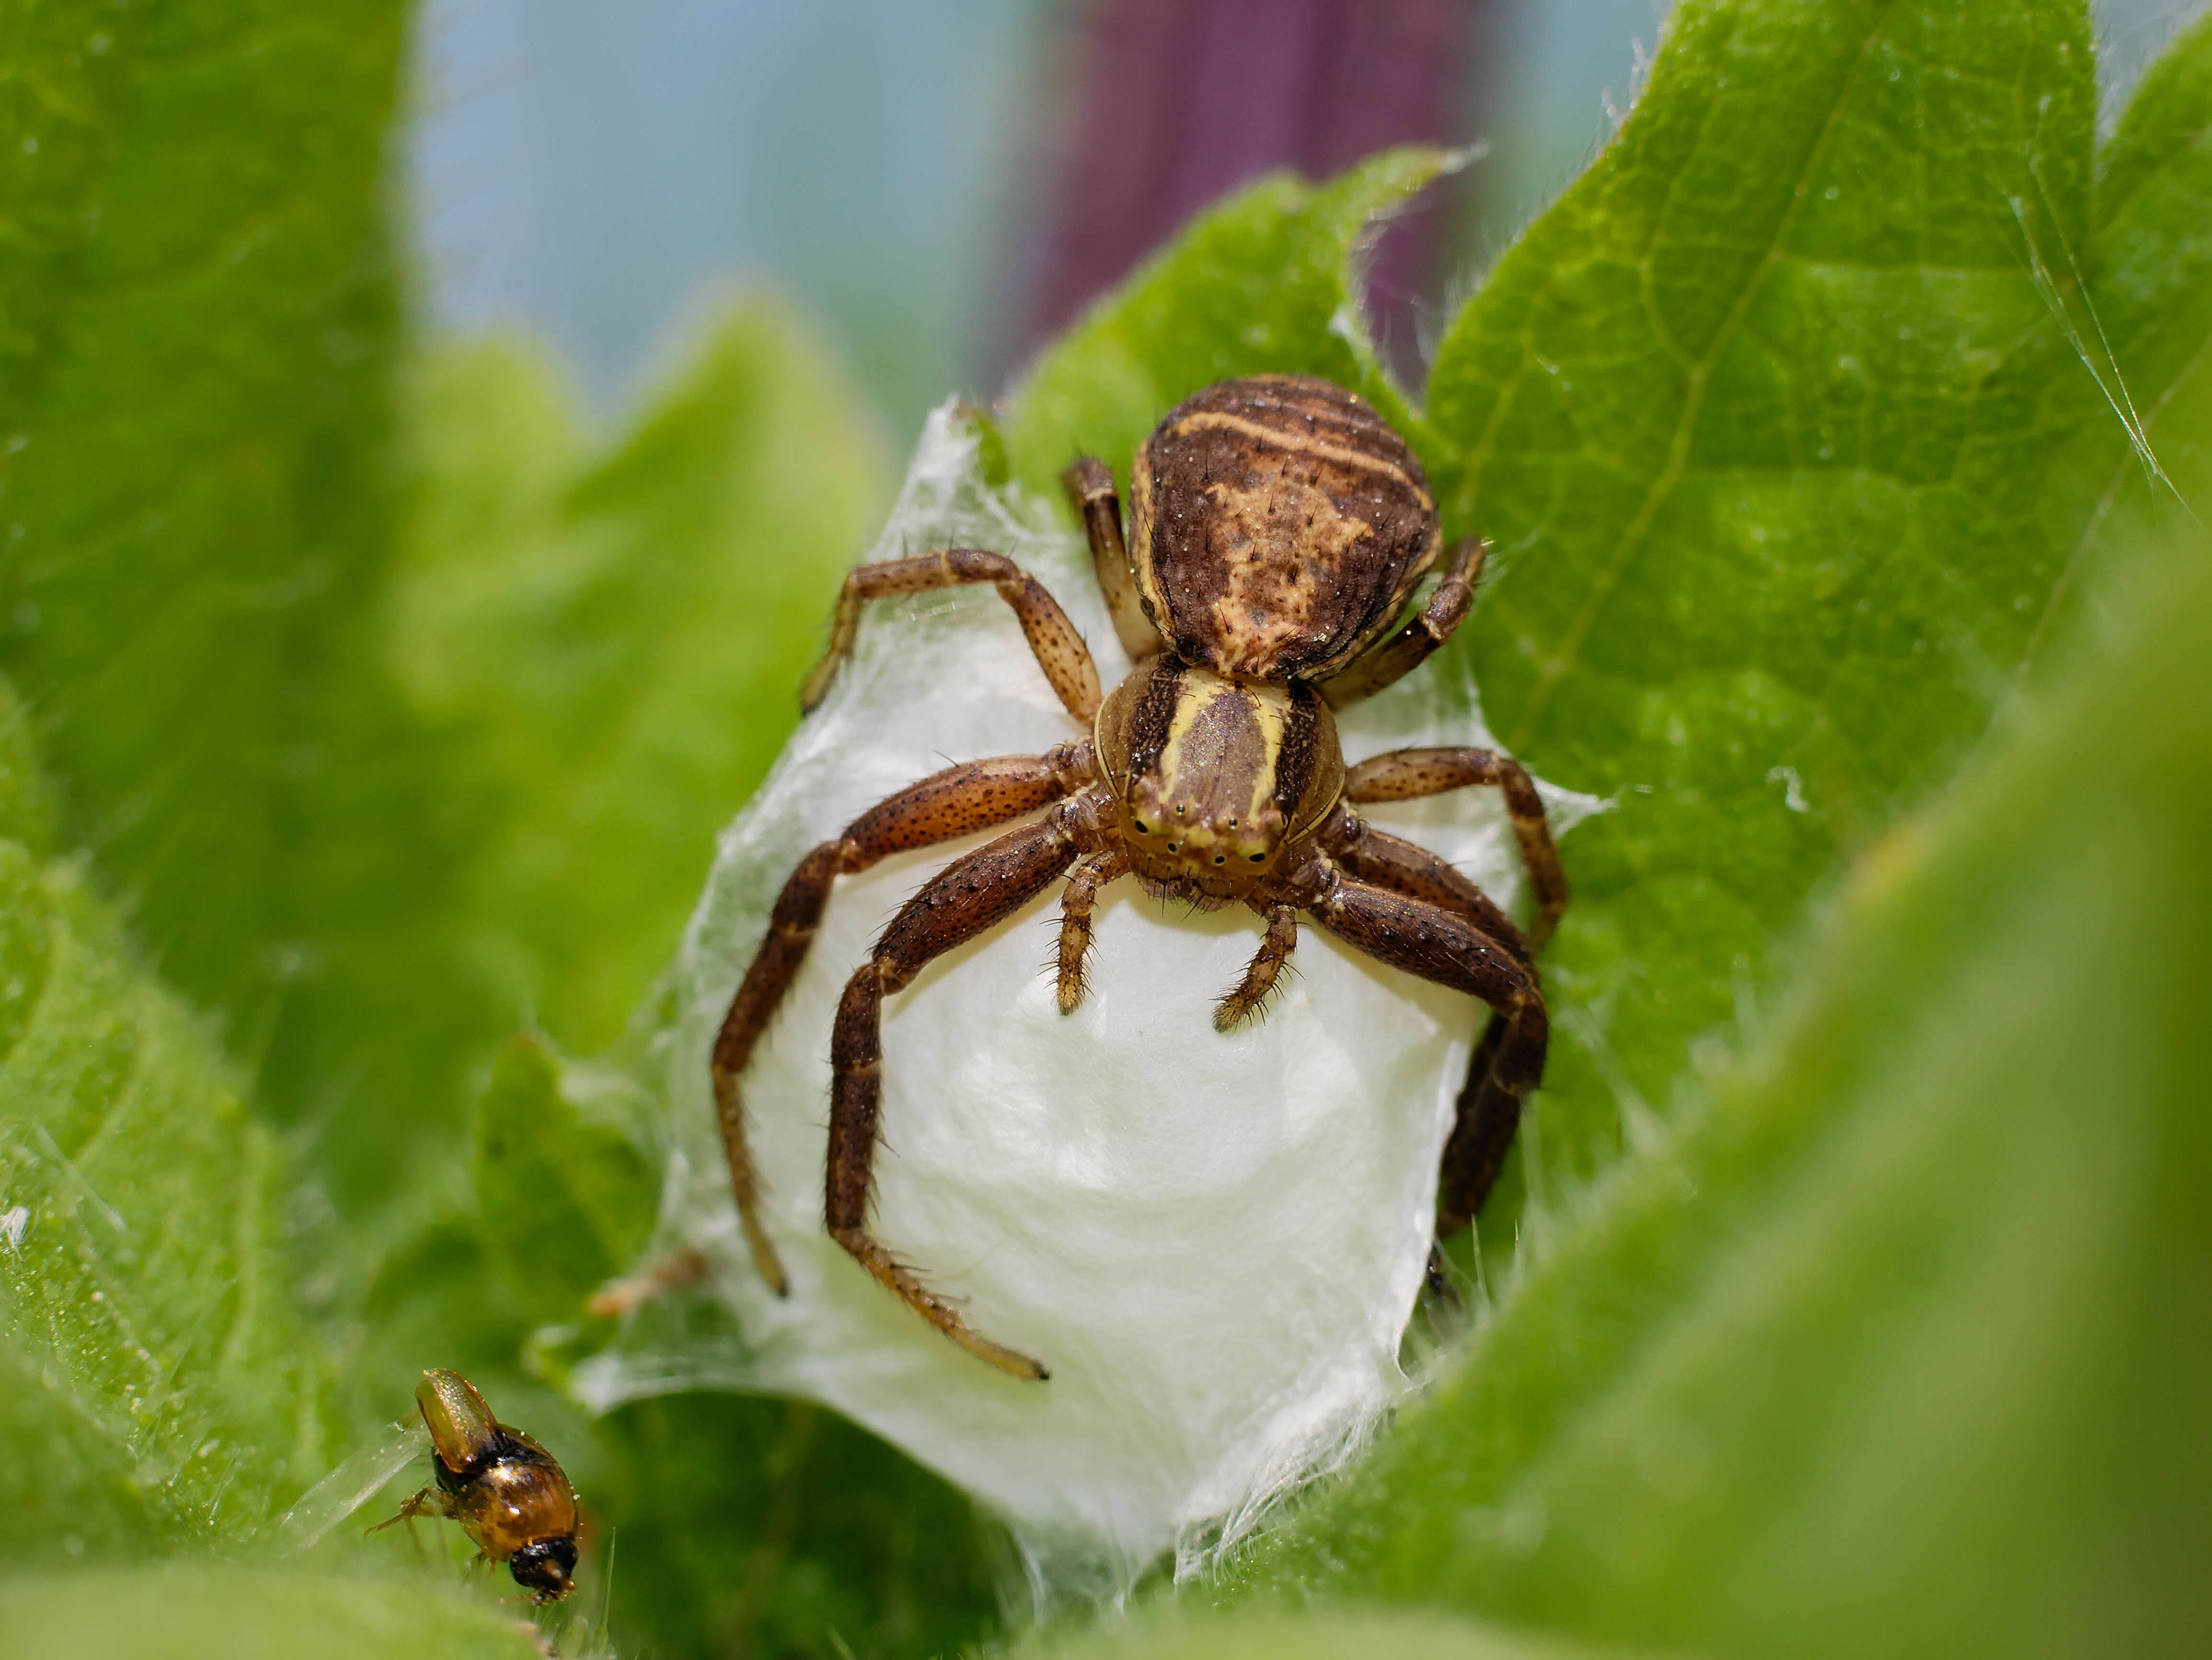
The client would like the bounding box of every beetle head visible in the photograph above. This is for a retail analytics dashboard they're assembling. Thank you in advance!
[508,1536,577,1603]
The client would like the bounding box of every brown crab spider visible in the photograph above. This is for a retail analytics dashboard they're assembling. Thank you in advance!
[710,374,1569,1381]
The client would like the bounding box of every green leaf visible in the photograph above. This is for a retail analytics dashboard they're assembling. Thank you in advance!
[1025,1607,1670,1660]
[1420,0,2100,1205]
[0,0,411,1034]
[0,703,328,1559]
[470,1033,655,1326]
[0,0,515,1235]
[0,1566,547,1660]
[589,1391,1007,1660]
[2033,9,2212,659]
[1209,528,2212,1654]
[388,307,890,1053]
[1005,148,1453,504]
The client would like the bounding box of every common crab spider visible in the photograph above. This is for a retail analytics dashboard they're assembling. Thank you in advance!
[710,375,1568,1381]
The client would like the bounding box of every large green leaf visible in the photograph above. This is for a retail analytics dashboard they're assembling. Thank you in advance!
[2032,8,2212,659]
[0,0,503,1230]
[1421,0,2101,1203]
[1201,530,2212,1651]
[0,676,328,1560]
[389,311,890,1053]
[0,1567,547,1660]
[1019,1607,1667,1660]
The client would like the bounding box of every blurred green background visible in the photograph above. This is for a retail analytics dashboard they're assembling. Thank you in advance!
[3,2,2211,1658]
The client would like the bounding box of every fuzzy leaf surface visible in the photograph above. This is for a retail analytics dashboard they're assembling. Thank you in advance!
[0,684,327,1560]
[1208,529,2212,1654]
[1423,0,2098,1199]
[0,1567,546,1660]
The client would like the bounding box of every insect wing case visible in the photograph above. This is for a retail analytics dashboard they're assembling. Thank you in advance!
[581,406,1598,1584]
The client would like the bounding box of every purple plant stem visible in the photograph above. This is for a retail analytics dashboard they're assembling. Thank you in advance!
[1006,0,1498,387]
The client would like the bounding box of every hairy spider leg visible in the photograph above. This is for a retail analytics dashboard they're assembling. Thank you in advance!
[1300,867,1547,1245]
[1055,847,1132,1013]
[1060,455,1162,660]
[802,548,1103,721]
[1438,1013,1522,1239]
[1318,806,1542,1255]
[1321,536,1486,710]
[827,807,1096,1381]
[1214,902,1299,1030]
[1343,745,1569,948]
[711,745,1095,1294]
[1328,751,1567,1242]
[1322,807,1532,968]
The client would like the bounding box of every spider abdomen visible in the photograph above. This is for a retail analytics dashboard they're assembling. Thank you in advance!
[1129,375,1441,680]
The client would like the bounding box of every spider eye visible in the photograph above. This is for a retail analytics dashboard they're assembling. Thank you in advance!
[1132,818,1152,834]
[1212,855,1226,865]
[1174,804,1186,817]
[1166,841,1181,853]
[1247,852,1265,863]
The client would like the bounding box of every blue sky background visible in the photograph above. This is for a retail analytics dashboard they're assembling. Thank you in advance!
[409,0,2206,445]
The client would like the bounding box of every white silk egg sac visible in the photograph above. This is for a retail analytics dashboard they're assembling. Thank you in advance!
[577,405,1601,1591]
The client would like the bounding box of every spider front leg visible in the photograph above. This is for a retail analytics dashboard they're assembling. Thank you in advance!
[1321,806,1531,967]
[1214,903,1298,1029]
[1322,536,1485,709]
[827,799,1103,1381]
[1060,456,1159,660]
[803,547,1103,722]
[712,743,1094,1294]
[1343,744,1568,948]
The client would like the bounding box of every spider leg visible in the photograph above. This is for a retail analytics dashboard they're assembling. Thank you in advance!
[1300,866,1547,1241]
[1060,455,1160,660]
[1320,806,1532,967]
[802,548,1103,721]
[1341,743,1568,948]
[1056,848,1131,1013]
[712,744,1094,1295]
[1214,902,1298,1030]
[828,809,1087,1381]
[1321,536,1485,710]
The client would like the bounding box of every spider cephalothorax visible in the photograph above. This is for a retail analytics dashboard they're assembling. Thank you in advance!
[711,375,1568,1381]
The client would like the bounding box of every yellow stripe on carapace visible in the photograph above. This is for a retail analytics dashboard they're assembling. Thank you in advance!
[1155,671,1291,828]
[1162,411,1432,507]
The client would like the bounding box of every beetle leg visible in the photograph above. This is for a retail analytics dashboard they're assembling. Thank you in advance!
[367,1486,442,1558]
[1320,806,1532,967]
[1214,902,1298,1030]
[1300,867,1546,1242]
[1055,848,1130,1014]
[1320,536,1485,710]
[827,810,1084,1381]
[1340,744,1568,948]
[712,744,1094,1296]
[802,548,1103,722]
[1060,455,1161,660]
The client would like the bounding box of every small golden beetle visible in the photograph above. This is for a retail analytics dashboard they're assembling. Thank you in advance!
[371,1369,581,1603]
[711,375,1569,1381]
